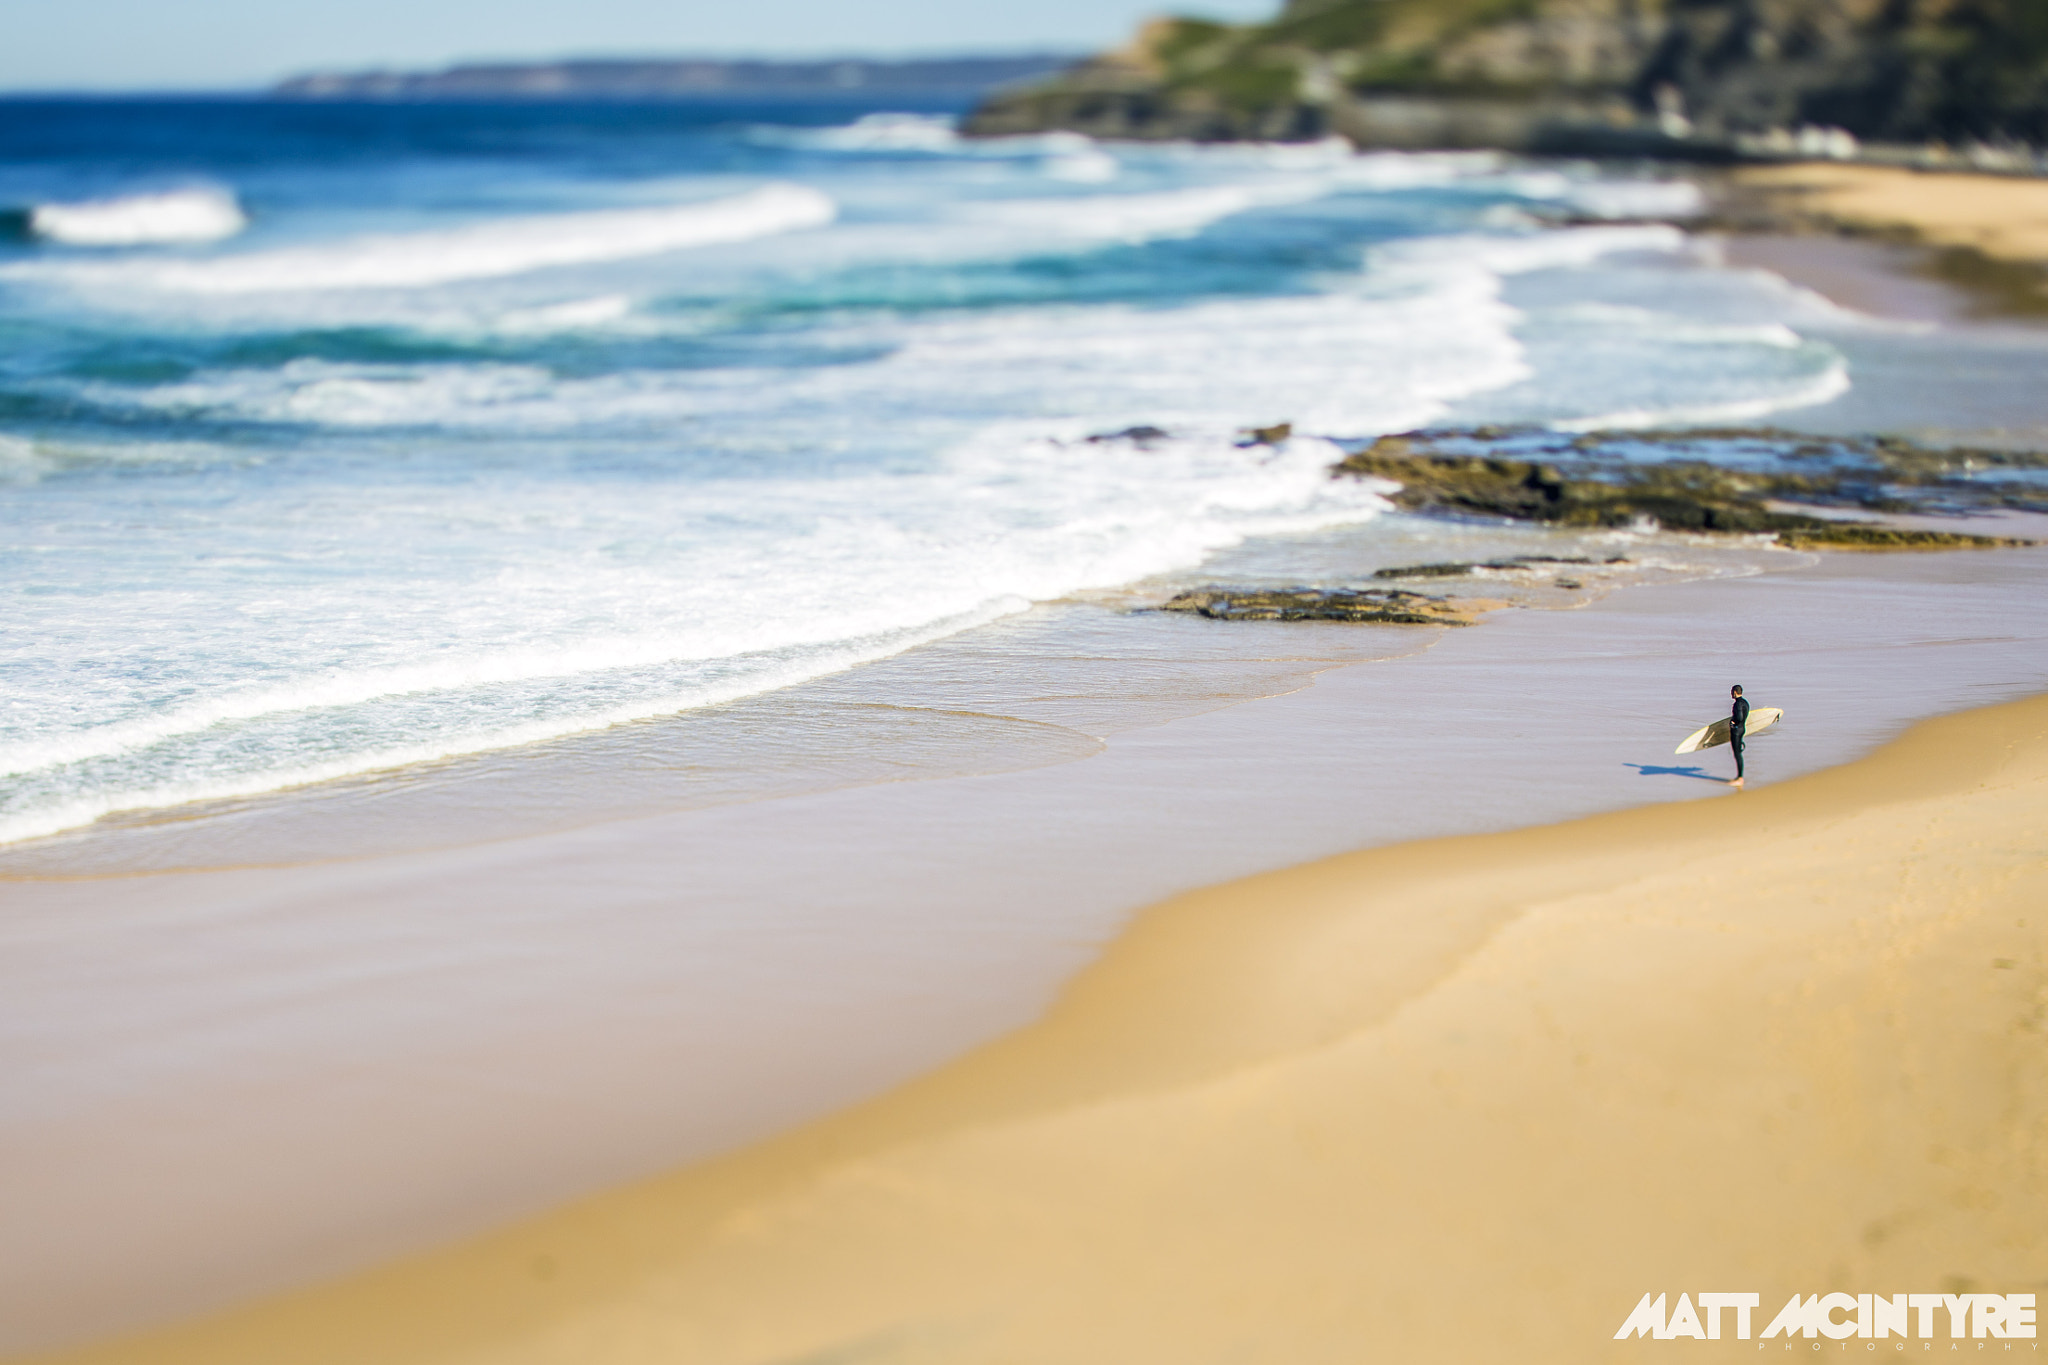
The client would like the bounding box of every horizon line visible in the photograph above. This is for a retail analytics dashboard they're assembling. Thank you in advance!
[0,47,1094,99]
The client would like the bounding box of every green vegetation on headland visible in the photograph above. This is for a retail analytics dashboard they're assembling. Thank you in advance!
[966,0,2048,162]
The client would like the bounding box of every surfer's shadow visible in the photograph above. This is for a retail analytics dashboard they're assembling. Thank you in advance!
[1625,763,1728,782]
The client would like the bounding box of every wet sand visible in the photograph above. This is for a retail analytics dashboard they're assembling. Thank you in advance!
[6,526,2048,1358]
[1716,234,1987,325]
[22,664,2048,1365]
[1730,163,2048,272]
[1719,164,2048,325]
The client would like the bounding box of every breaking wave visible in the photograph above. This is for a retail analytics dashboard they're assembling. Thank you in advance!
[25,188,248,245]
[17,183,835,293]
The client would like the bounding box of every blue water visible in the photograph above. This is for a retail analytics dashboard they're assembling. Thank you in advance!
[0,98,1852,844]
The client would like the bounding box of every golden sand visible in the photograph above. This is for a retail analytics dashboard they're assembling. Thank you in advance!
[1736,162,2048,265]
[28,695,2048,1365]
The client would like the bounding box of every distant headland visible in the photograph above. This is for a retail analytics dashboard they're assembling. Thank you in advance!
[273,54,1084,102]
[965,0,2048,172]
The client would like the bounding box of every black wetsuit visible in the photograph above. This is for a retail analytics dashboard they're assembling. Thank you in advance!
[1730,695,1750,779]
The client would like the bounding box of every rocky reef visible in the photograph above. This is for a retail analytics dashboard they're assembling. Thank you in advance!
[1160,586,1496,624]
[1373,554,1629,581]
[965,0,2048,161]
[1336,428,2042,550]
[1148,425,2035,631]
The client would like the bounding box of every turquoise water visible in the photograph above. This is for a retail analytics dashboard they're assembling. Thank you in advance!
[0,99,1852,845]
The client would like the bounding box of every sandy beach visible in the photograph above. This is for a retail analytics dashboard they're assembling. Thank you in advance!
[10,351,2048,1362]
[5,510,2045,1357]
[1731,163,2048,269]
[8,120,2048,1364]
[24,682,2046,1365]
[1717,164,2048,324]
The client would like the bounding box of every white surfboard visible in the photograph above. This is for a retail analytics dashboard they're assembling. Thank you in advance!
[1676,706,1782,755]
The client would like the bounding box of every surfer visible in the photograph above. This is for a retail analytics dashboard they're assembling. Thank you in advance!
[1727,685,1750,789]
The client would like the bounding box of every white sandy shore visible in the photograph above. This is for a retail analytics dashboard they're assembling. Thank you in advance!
[1733,163,2048,272]
[19,629,2048,1365]
[4,522,2047,1356]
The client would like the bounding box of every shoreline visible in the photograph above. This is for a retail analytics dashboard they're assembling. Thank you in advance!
[7,525,2048,1357]
[8,167,2047,876]
[10,172,2048,1359]
[0,499,1809,878]
[1708,163,2048,323]
[28,687,2048,1365]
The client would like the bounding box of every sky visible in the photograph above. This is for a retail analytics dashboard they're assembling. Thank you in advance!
[1,0,1280,93]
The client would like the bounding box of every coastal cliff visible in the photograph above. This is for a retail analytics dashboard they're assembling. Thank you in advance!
[964,0,2048,160]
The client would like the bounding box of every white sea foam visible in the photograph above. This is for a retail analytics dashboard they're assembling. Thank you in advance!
[1140,135,1382,171]
[27,188,248,245]
[962,150,1486,244]
[4,587,1005,779]
[1363,224,1855,433]
[1497,171,1705,221]
[0,142,1886,848]
[88,254,1527,435]
[0,433,47,484]
[1371,223,1690,278]
[767,113,1115,167]
[15,184,835,294]
[0,601,1029,846]
[784,118,1487,197]
[1561,179,1706,221]
[1550,303,1807,349]
[0,430,1398,844]
[782,112,964,152]
[482,294,637,334]
[959,180,1330,244]
[1043,148,1120,183]
[1551,357,1852,431]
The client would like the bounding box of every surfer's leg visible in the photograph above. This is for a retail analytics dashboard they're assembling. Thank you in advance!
[1731,732,1745,783]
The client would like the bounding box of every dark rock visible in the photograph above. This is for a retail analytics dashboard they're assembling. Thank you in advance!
[1159,586,1493,625]
[1334,429,2040,551]
[1371,554,1629,579]
[1372,561,1484,579]
[1774,523,2035,551]
[1087,425,1172,447]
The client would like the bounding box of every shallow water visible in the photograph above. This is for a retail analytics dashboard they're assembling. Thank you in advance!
[0,99,1876,849]
[0,502,1792,876]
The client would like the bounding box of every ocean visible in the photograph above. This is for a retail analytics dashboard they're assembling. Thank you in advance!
[0,97,1858,851]
[15,97,2048,1356]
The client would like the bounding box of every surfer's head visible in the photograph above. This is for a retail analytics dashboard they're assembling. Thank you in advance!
[1730,685,1743,697]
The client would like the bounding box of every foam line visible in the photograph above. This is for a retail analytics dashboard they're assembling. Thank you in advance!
[960,182,1331,244]
[27,189,247,246]
[1371,224,1690,278]
[20,184,835,294]
[1551,357,1853,431]
[0,601,1028,847]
